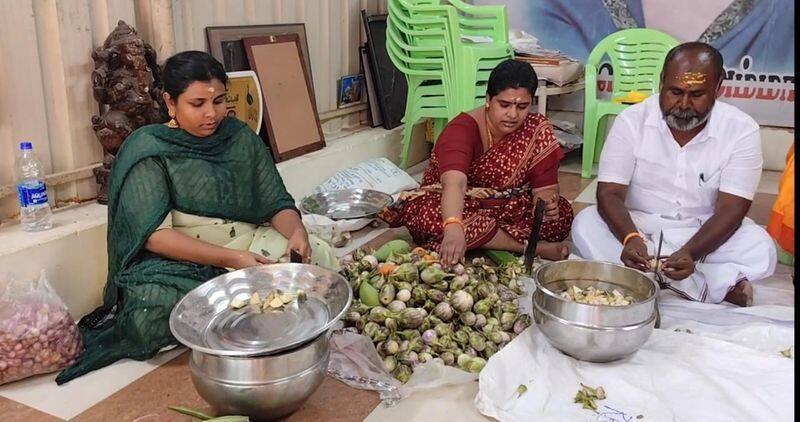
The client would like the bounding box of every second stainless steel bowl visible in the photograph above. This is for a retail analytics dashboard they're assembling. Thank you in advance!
[190,331,330,421]
[532,260,659,362]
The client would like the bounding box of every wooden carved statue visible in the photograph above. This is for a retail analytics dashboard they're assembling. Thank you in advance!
[91,20,166,203]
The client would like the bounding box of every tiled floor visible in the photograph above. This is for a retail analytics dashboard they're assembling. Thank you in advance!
[0,153,789,421]
[69,352,380,422]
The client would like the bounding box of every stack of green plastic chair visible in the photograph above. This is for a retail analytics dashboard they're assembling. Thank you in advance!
[389,1,497,113]
[581,28,679,178]
[387,1,457,169]
[778,248,794,266]
[386,24,455,138]
[387,0,513,168]
[401,0,513,111]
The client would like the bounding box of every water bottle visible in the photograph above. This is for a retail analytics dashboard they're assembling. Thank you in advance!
[15,141,53,231]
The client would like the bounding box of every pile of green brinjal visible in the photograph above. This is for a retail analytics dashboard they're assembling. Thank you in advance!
[338,240,534,383]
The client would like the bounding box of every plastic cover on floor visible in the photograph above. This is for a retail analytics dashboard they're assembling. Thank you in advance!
[327,328,479,407]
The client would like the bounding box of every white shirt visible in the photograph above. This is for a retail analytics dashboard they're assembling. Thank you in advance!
[598,95,762,220]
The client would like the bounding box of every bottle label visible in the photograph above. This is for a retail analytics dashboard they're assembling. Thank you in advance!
[17,182,49,207]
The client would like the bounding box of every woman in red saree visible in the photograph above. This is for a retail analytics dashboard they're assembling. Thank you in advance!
[380,60,573,265]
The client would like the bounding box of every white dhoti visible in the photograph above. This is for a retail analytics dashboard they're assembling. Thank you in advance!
[571,206,777,303]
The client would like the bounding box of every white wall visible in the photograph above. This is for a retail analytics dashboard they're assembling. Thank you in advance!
[0,123,429,319]
[0,0,388,221]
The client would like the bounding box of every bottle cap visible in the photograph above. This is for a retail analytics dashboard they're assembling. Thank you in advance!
[20,142,32,150]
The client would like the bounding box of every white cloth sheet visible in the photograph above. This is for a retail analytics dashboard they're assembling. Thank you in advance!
[363,261,793,422]
[475,303,794,422]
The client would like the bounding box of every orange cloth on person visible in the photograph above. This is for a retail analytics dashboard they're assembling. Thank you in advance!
[767,144,794,254]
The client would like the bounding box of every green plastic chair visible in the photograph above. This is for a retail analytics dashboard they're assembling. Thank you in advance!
[581,29,679,178]
[388,0,513,167]
[391,0,510,105]
[399,0,513,112]
[387,21,491,168]
[778,247,794,266]
[399,0,508,44]
[392,0,511,107]
[386,16,457,168]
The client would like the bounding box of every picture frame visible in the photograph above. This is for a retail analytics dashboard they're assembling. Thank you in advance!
[338,74,364,108]
[224,70,263,134]
[243,34,325,162]
[361,11,407,130]
[206,24,314,90]
[359,45,382,127]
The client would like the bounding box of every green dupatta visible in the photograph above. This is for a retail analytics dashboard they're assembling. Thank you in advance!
[56,118,296,384]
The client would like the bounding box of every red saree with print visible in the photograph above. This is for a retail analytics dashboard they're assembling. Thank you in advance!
[380,112,573,250]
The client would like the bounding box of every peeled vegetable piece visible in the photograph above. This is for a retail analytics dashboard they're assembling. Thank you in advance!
[560,285,635,306]
[232,290,306,313]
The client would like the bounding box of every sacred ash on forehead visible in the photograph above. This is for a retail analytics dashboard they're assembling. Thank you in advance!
[208,86,216,93]
[676,71,707,86]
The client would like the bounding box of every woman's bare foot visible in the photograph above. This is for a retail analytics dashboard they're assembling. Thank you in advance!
[536,241,569,261]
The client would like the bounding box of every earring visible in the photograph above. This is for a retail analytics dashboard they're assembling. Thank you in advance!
[167,113,179,129]
[484,103,490,110]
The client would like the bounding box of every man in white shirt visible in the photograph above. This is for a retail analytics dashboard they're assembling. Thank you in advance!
[571,42,777,305]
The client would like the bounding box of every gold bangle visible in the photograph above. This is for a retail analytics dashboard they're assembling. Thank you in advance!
[622,232,644,246]
[443,216,464,229]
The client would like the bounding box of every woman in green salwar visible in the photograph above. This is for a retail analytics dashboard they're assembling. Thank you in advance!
[57,51,337,384]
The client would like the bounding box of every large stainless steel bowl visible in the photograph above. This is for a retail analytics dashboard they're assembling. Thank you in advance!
[190,331,330,421]
[170,263,352,357]
[531,260,659,362]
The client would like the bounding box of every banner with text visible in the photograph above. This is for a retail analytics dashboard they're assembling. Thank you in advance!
[476,0,794,127]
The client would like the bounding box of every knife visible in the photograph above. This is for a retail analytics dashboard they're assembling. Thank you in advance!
[655,230,664,273]
[653,231,700,301]
[523,198,546,275]
[290,250,303,263]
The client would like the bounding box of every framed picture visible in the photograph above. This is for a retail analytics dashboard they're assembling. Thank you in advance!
[361,12,407,129]
[225,70,263,134]
[206,24,314,89]
[338,74,364,108]
[360,45,382,127]
[243,34,325,162]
